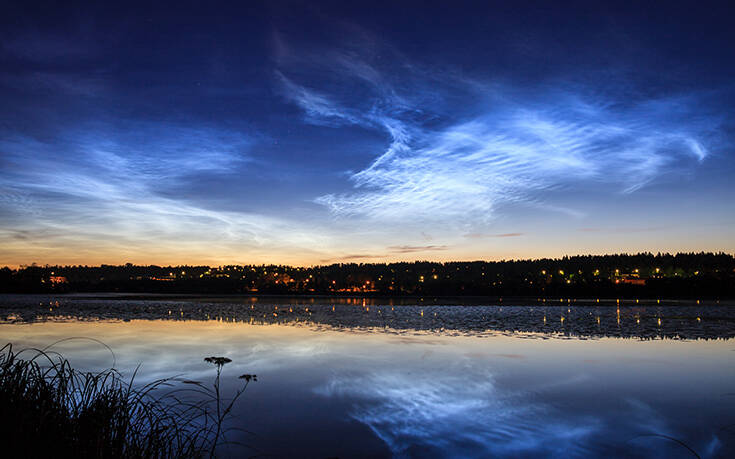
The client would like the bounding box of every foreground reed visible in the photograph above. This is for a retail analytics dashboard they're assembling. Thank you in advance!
[0,343,255,458]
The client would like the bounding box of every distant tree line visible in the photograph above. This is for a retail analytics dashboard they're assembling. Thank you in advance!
[1,252,734,299]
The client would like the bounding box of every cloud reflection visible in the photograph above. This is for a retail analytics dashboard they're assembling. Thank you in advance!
[317,367,599,457]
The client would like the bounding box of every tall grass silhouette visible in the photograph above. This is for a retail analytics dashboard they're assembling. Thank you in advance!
[0,343,256,458]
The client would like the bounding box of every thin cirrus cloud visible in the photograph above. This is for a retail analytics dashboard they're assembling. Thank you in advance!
[464,233,524,239]
[0,121,252,231]
[0,121,333,264]
[276,40,716,228]
[2,120,251,186]
[319,245,448,263]
[387,245,448,253]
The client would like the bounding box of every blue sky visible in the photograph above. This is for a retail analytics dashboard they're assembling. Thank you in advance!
[1,1,733,266]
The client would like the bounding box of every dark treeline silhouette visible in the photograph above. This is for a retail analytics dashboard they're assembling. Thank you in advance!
[1,252,734,299]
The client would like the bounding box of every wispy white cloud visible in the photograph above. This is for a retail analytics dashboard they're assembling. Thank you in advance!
[275,71,361,126]
[275,38,716,227]
[0,123,334,265]
[315,96,710,223]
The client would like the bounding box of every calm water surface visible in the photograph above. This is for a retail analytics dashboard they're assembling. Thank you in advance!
[1,295,734,458]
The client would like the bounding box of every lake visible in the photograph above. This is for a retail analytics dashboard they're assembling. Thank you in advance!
[1,294,734,458]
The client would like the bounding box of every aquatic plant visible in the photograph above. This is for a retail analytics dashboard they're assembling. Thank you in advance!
[202,355,257,457]
[0,344,256,458]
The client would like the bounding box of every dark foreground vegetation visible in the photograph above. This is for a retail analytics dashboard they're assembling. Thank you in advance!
[0,344,255,458]
[2,252,734,299]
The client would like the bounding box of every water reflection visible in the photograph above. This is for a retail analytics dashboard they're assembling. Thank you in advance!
[318,367,601,457]
[1,296,734,457]
[1,295,733,340]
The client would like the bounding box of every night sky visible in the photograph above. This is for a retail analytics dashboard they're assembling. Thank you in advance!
[1,1,733,267]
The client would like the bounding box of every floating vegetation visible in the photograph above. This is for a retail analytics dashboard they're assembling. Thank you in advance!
[1,295,733,340]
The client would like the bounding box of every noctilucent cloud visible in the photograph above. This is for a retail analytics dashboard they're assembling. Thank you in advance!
[1,2,733,266]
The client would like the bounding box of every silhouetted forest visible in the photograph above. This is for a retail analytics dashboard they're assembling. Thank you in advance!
[1,252,734,299]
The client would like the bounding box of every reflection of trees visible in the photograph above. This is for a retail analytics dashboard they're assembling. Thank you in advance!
[3,298,734,340]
